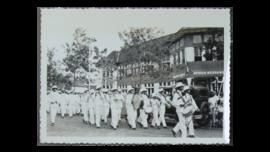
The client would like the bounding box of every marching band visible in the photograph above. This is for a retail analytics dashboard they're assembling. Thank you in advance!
[47,82,208,138]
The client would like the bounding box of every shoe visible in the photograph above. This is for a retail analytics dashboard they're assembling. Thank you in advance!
[132,128,136,130]
[143,127,148,129]
[51,123,55,126]
[163,126,167,129]
[188,135,195,138]
[151,125,155,128]
[171,130,176,137]
[96,126,100,128]
[113,128,117,130]
[158,126,161,129]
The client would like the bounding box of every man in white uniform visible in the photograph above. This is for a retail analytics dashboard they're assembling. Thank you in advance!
[49,86,60,126]
[88,89,96,126]
[157,88,169,128]
[139,87,152,129]
[182,86,199,138]
[117,88,124,122]
[59,90,67,118]
[67,91,74,118]
[94,86,103,128]
[150,93,161,128]
[171,82,186,137]
[81,90,89,124]
[125,86,136,130]
[110,87,121,130]
[101,88,110,124]
[208,91,219,126]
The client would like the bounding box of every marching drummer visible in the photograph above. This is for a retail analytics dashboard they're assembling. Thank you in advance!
[182,85,199,138]
[171,82,185,137]
[138,87,152,129]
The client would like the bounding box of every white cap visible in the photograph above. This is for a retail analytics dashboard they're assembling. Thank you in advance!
[52,85,57,89]
[102,88,108,93]
[127,85,134,93]
[111,86,118,91]
[96,85,102,90]
[175,82,184,88]
[183,85,191,91]
[158,88,164,92]
[140,87,147,93]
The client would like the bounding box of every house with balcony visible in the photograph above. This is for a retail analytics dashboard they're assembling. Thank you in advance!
[99,27,224,95]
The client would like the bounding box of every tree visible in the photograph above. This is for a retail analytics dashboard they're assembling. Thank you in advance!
[63,28,96,89]
[47,48,58,89]
[118,27,165,86]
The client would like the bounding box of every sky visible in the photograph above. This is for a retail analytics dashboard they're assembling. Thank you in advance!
[41,8,230,61]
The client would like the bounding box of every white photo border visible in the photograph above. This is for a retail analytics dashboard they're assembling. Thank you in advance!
[38,7,232,145]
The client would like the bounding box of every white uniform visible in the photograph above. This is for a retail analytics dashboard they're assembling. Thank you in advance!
[94,92,103,127]
[172,91,187,137]
[59,93,67,117]
[151,97,161,127]
[82,93,89,122]
[182,93,198,136]
[117,93,124,120]
[49,91,60,124]
[138,94,151,128]
[110,94,122,129]
[66,94,73,117]
[102,93,110,123]
[88,94,95,125]
[126,93,137,129]
[158,93,167,127]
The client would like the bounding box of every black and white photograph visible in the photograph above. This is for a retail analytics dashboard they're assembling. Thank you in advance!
[38,8,231,145]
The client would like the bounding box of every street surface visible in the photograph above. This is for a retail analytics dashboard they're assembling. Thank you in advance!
[47,114,223,138]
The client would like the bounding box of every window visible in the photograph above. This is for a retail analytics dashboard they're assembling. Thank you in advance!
[203,34,212,42]
[180,39,184,47]
[195,47,202,61]
[193,35,202,44]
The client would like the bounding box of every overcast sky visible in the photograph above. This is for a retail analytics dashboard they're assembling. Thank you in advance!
[41,8,230,61]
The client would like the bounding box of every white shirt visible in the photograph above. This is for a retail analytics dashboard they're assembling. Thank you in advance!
[208,95,219,109]
[126,93,133,107]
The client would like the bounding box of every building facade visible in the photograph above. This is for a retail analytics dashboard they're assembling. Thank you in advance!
[101,28,224,96]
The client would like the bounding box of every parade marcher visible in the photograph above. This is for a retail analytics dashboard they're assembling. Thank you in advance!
[67,91,74,118]
[94,86,103,128]
[150,93,161,128]
[138,87,152,129]
[171,82,185,137]
[157,88,169,128]
[88,89,96,126]
[182,85,199,138]
[110,87,121,130]
[48,86,60,126]
[75,92,81,115]
[82,90,89,124]
[102,88,110,124]
[208,91,220,126]
[117,88,124,122]
[125,86,137,130]
[59,90,67,118]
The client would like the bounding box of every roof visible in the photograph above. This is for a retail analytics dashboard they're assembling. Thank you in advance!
[171,27,224,44]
